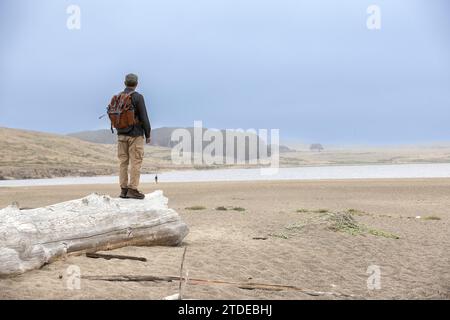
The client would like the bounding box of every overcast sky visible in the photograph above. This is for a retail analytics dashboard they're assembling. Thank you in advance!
[0,0,449,144]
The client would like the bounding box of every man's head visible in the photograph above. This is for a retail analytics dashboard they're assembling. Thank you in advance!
[124,73,138,88]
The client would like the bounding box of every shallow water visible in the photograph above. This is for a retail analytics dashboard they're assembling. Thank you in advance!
[1,163,450,187]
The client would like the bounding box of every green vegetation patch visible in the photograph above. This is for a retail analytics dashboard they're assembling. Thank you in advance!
[422,215,441,221]
[313,209,329,213]
[268,232,289,239]
[185,205,206,211]
[214,206,246,212]
[285,223,305,232]
[345,208,367,216]
[327,212,399,239]
[328,212,364,236]
[366,228,400,239]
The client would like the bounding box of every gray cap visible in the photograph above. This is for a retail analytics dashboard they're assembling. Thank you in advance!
[125,73,138,86]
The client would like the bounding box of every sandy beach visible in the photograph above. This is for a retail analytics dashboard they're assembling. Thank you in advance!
[0,179,449,299]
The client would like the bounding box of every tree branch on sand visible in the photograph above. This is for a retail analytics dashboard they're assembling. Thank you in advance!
[85,252,147,262]
[178,247,188,300]
[82,274,353,298]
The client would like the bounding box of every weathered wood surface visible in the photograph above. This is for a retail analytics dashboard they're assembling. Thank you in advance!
[0,191,189,276]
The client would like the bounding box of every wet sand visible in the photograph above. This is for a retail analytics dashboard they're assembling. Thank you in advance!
[0,179,449,299]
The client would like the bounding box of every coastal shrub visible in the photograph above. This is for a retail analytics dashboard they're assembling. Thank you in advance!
[185,205,206,211]
[423,215,441,220]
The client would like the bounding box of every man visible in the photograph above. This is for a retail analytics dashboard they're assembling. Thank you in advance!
[117,73,151,199]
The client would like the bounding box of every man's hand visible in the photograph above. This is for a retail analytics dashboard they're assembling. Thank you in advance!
[146,137,151,144]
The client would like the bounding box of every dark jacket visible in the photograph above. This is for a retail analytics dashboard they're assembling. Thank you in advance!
[117,87,151,139]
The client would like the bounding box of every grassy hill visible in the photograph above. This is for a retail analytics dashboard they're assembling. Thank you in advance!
[68,127,183,147]
[0,127,251,180]
[0,127,180,180]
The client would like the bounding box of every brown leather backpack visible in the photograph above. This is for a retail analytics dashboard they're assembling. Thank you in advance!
[107,91,139,132]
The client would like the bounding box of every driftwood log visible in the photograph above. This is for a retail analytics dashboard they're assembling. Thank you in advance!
[0,190,189,276]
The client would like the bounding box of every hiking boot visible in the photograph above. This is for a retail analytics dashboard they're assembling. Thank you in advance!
[119,188,128,199]
[126,188,145,200]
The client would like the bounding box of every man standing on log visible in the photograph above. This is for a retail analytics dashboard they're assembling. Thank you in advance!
[109,73,151,199]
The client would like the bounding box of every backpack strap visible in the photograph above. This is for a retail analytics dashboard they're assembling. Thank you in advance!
[116,90,135,97]
[126,90,137,110]
[127,91,142,125]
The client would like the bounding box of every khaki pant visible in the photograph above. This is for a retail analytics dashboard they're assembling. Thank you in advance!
[118,135,144,190]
